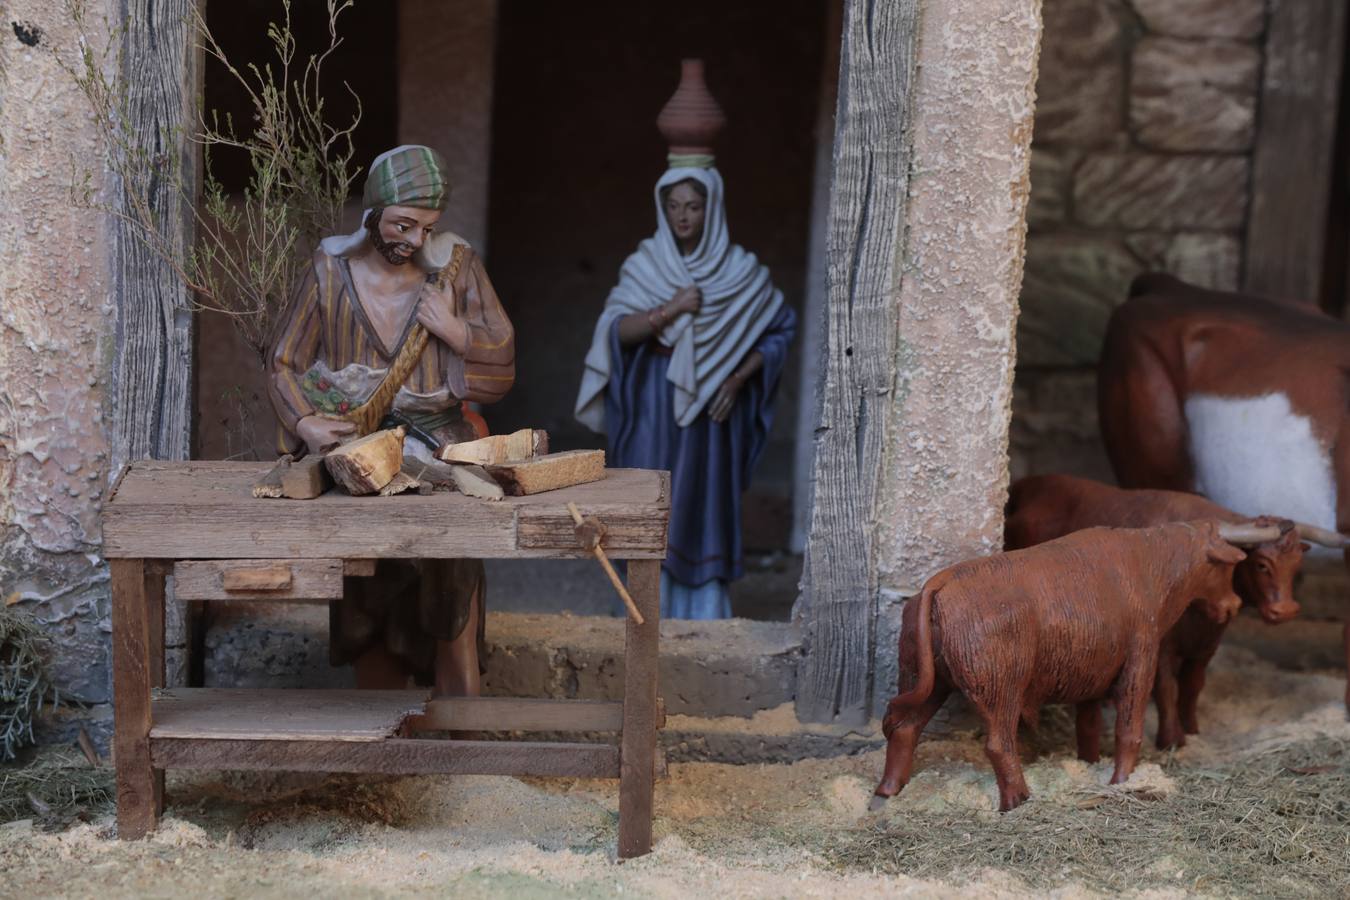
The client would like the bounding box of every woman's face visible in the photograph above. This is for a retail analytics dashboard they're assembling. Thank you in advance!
[664,182,706,250]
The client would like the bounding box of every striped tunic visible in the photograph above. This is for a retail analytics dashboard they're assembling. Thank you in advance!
[268,243,515,455]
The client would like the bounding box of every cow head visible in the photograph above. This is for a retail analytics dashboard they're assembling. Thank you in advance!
[1230,517,1303,624]
[1186,522,1255,625]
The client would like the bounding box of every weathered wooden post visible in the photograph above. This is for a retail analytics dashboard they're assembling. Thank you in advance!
[796,0,1042,723]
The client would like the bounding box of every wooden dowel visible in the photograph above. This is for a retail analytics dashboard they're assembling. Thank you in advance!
[567,501,645,625]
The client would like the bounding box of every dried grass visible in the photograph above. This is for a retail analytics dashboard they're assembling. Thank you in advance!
[691,736,1350,898]
[0,747,113,827]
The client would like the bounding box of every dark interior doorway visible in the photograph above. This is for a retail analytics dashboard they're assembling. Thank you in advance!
[482,0,828,562]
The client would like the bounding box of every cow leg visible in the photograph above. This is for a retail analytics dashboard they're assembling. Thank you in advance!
[1110,657,1156,785]
[1177,657,1209,735]
[1075,701,1103,763]
[981,704,1030,811]
[1153,655,1186,750]
[872,684,950,806]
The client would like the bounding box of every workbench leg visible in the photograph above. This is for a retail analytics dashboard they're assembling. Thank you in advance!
[618,559,660,859]
[111,558,164,839]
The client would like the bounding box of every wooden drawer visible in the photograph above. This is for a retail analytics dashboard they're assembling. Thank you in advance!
[172,559,375,602]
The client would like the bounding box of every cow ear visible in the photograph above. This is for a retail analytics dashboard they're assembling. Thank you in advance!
[1208,542,1246,565]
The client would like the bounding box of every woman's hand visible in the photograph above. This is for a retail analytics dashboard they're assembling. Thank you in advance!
[708,374,744,423]
[669,285,703,317]
[416,279,470,355]
[296,414,357,455]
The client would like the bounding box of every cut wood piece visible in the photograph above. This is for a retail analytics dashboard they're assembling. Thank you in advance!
[378,472,421,497]
[450,464,505,501]
[325,427,406,495]
[174,559,344,602]
[149,688,429,742]
[251,455,292,498]
[221,566,292,592]
[281,456,332,498]
[436,428,548,466]
[486,449,606,496]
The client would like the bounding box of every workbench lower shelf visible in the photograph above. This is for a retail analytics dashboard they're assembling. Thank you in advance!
[145,688,630,778]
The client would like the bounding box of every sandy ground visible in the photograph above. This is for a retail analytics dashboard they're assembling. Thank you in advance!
[1,644,1347,899]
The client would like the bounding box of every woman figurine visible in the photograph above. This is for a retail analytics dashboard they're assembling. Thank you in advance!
[575,60,796,619]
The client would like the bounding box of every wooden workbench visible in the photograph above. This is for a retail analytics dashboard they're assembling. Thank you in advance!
[102,461,668,858]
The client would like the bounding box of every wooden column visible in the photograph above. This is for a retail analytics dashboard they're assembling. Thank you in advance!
[794,0,922,724]
[618,559,660,858]
[111,559,164,838]
[1243,0,1348,304]
[111,0,201,471]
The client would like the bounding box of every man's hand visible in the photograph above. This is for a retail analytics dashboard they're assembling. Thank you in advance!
[416,279,470,355]
[708,374,744,423]
[296,414,357,455]
[669,285,703,317]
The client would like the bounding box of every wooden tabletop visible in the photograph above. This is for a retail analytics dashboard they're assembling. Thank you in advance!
[104,461,670,560]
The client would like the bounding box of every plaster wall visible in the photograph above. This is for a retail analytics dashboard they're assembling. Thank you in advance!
[871,0,1041,708]
[0,3,118,703]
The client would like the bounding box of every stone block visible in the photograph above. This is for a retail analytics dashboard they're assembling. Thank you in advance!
[1125,232,1241,290]
[203,602,346,689]
[1016,235,1144,366]
[1009,369,1115,483]
[1131,37,1261,151]
[1034,0,1129,146]
[1131,0,1265,41]
[1074,153,1249,230]
[483,613,802,718]
[1026,148,1076,229]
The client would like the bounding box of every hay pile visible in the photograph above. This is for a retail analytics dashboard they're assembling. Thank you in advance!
[0,604,54,761]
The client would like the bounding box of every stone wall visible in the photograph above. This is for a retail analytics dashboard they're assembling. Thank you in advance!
[0,4,117,705]
[1012,0,1266,482]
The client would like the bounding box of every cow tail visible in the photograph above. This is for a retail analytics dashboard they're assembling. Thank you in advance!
[892,580,939,710]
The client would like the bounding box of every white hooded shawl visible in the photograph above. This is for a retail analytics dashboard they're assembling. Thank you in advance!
[575,167,783,431]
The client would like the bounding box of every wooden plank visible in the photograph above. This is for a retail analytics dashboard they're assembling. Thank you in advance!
[344,559,377,577]
[1244,0,1348,303]
[450,464,505,500]
[151,738,620,778]
[516,510,667,554]
[796,0,921,725]
[412,697,625,733]
[222,566,292,591]
[486,450,606,496]
[150,688,428,741]
[111,559,163,839]
[109,0,199,473]
[104,464,669,559]
[618,559,661,859]
[173,560,344,601]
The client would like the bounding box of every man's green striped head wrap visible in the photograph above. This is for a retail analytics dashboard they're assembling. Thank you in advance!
[362,144,450,211]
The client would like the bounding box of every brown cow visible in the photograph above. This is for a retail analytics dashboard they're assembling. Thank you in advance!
[1005,473,1306,754]
[1099,273,1350,710]
[871,520,1275,812]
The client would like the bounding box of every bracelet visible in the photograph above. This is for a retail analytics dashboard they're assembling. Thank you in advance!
[647,307,667,330]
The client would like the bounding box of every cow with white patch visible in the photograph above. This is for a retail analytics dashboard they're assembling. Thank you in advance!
[1099,272,1350,710]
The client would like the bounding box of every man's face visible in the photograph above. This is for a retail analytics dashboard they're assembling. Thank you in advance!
[368,205,443,265]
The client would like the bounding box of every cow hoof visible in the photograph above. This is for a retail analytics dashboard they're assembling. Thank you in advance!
[868,794,890,813]
[998,791,1030,812]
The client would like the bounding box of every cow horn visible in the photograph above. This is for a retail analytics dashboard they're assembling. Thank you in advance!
[1292,521,1350,548]
[1217,522,1283,546]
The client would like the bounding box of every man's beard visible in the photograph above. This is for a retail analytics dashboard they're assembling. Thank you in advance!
[367,219,415,266]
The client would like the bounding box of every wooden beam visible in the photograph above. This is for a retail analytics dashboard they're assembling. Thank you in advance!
[111,0,201,470]
[150,738,620,779]
[794,0,921,724]
[413,697,625,733]
[1243,0,1348,303]
[111,559,164,838]
[618,559,661,859]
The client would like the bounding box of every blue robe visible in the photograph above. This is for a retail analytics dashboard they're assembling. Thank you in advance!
[604,304,797,618]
